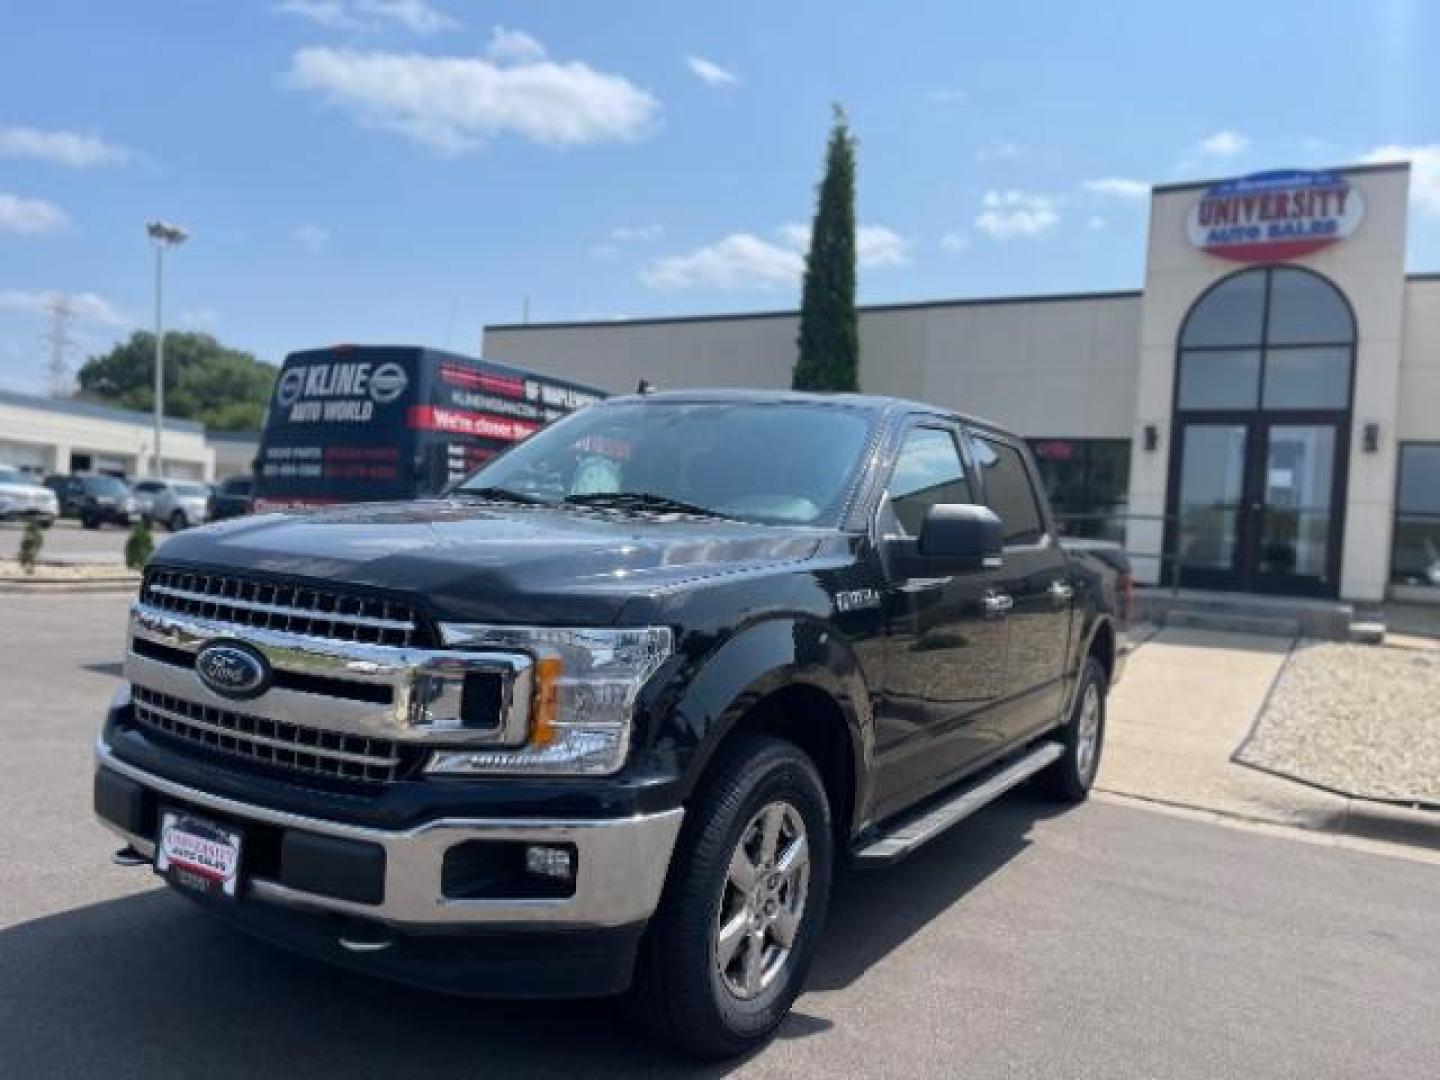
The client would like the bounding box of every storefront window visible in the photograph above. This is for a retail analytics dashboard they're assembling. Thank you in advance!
[1391,444,1440,589]
[1026,438,1131,542]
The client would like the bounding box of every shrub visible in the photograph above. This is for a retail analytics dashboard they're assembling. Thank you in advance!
[17,520,44,574]
[125,520,154,570]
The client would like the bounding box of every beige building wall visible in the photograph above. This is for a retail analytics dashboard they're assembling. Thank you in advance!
[0,394,215,479]
[1127,163,1412,600]
[1398,277,1440,441]
[484,293,1142,440]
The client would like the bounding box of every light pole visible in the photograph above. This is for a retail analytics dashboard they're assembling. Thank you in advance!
[146,220,188,477]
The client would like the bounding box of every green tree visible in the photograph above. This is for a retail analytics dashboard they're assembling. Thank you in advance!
[792,105,859,392]
[75,331,277,432]
[125,520,154,571]
[17,521,44,574]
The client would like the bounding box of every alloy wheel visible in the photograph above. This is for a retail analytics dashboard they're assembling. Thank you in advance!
[713,800,810,1001]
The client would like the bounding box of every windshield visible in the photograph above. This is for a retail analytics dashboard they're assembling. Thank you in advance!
[84,476,130,497]
[458,399,874,526]
[0,467,23,484]
[175,482,209,498]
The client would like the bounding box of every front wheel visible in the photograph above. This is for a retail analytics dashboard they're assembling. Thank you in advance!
[629,735,833,1059]
[1037,655,1108,802]
[168,510,187,531]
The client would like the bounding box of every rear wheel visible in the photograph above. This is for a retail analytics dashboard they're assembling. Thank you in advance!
[1037,655,1107,802]
[80,512,100,530]
[629,735,832,1059]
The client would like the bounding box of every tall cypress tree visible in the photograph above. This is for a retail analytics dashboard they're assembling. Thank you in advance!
[792,105,859,392]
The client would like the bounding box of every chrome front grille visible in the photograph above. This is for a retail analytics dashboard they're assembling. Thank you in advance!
[141,568,420,648]
[131,684,405,784]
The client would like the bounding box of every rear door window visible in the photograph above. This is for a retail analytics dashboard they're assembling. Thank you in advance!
[971,435,1046,545]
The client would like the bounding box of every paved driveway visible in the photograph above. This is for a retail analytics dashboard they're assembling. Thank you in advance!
[3,595,1439,1079]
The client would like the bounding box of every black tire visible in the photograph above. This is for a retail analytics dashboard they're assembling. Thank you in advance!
[81,512,100,530]
[629,735,833,1060]
[1037,655,1108,802]
[169,510,187,531]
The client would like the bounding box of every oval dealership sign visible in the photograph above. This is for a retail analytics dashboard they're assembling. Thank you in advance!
[1187,170,1363,263]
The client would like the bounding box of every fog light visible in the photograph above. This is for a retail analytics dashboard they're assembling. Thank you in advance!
[525,844,574,882]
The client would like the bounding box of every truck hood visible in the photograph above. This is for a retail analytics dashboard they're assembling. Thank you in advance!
[151,499,839,625]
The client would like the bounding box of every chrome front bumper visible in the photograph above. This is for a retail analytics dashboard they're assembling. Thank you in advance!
[95,738,683,930]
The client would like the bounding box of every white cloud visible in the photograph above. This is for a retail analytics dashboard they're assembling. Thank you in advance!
[685,56,738,87]
[0,193,69,235]
[275,0,357,29]
[362,0,456,34]
[1193,130,1249,157]
[1361,144,1440,218]
[487,25,546,64]
[778,222,914,267]
[178,307,220,329]
[974,141,1022,163]
[0,126,132,168]
[295,223,331,252]
[1086,215,1106,231]
[940,231,971,254]
[973,190,1060,241]
[641,233,800,291]
[1083,176,1149,201]
[275,0,457,34]
[642,221,912,290]
[610,224,661,242]
[287,42,659,152]
[0,289,130,326]
[856,224,914,267]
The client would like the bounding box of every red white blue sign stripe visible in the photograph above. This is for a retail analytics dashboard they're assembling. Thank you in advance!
[1187,170,1363,262]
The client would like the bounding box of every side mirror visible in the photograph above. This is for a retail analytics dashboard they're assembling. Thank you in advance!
[913,504,1004,574]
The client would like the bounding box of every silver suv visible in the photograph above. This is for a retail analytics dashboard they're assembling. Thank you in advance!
[132,478,211,531]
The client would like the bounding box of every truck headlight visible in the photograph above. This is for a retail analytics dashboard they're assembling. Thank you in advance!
[426,624,673,776]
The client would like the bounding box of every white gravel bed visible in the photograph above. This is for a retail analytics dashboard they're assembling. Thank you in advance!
[1235,640,1440,806]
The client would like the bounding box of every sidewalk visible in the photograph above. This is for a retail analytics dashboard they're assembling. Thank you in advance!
[1098,626,1440,849]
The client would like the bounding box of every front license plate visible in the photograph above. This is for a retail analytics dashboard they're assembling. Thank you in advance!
[155,810,243,899]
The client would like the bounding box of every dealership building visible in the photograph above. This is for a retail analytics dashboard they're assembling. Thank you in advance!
[485,161,1440,605]
[0,388,258,482]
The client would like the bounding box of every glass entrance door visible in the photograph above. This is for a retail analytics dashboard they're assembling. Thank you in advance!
[1171,419,1344,595]
[1174,423,1250,589]
[1252,422,1341,594]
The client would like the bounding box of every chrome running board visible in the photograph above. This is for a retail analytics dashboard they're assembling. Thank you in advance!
[854,741,1065,866]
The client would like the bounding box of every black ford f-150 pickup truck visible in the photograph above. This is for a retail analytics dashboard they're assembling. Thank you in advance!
[94,390,1129,1058]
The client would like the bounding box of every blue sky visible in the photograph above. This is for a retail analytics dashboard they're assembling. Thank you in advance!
[1,0,1437,394]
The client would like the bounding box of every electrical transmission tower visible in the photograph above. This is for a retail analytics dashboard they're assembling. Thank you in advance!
[41,294,76,397]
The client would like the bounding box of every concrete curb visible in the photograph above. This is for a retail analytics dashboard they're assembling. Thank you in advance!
[1338,799,1440,852]
[1097,786,1440,854]
[0,578,138,595]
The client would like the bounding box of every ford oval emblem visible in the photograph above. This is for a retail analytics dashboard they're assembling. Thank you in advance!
[195,640,271,700]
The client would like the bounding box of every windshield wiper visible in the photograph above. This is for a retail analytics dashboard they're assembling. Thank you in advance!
[562,491,731,519]
[453,485,551,506]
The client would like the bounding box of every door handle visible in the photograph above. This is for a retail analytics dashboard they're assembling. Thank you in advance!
[983,592,1014,617]
[1049,579,1074,603]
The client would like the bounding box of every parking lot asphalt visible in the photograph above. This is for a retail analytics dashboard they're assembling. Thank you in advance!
[3,593,1439,1079]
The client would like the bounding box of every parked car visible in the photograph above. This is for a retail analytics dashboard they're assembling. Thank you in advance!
[95,390,1129,1058]
[131,478,211,531]
[44,474,86,518]
[55,474,143,529]
[0,465,59,526]
[207,475,254,521]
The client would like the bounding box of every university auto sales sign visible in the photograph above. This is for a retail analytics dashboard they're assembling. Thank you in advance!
[1187,170,1363,262]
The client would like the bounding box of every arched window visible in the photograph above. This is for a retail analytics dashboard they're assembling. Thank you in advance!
[1176,267,1355,412]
